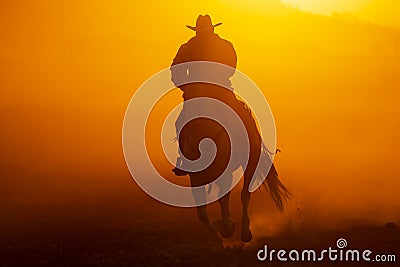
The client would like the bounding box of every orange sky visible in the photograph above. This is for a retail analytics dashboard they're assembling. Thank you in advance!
[1,0,399,229]
[283,0,400,27]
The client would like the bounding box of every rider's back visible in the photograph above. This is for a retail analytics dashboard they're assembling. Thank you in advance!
[171,34,237,101]
[172,34,236,68]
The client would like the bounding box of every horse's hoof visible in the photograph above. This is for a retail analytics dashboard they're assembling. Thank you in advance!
[220,220,235,239]
[213,220,235,239]
[241,229,253,243]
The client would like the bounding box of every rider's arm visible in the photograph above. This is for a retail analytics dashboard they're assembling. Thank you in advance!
[171,43,189,90]
[225,41,237,77]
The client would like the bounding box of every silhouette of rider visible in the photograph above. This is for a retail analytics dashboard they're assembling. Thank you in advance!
[171,15,237,100]
[171,15,238,176]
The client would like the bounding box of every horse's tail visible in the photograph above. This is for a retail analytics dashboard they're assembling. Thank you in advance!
[237,98,291,211]
[260,145,291,212]
[264,161,291,212]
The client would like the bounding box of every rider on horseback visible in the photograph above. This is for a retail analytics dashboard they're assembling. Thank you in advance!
[171,14,239,176]
[170,15,290,242]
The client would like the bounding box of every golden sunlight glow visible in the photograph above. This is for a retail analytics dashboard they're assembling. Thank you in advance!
[281,0,370,15]
[1,0,400,232]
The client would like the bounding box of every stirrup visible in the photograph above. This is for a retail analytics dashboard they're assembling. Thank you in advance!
[172,167,188,176]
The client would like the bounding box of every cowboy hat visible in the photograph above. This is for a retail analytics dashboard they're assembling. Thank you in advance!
[186,14,222,31]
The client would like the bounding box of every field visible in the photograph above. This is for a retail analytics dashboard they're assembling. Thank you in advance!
[1,181,398,267]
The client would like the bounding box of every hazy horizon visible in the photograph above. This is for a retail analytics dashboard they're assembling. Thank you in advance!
[282,0,400,29]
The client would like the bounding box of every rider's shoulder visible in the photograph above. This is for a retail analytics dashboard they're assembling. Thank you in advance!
[214,34,234,47]
[186,36,198,44]
[185,34,234,50]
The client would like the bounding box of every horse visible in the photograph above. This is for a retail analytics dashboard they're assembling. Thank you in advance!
[173,84,290,243]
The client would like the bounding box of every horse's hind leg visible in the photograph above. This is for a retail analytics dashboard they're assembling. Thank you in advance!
[215,173,235,238]
[218,192,231,224]
[190,174,217,233]
[196,205,217,233]
[241,169,253,242]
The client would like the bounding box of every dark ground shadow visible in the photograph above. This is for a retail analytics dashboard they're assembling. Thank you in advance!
[1,185,399,267]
